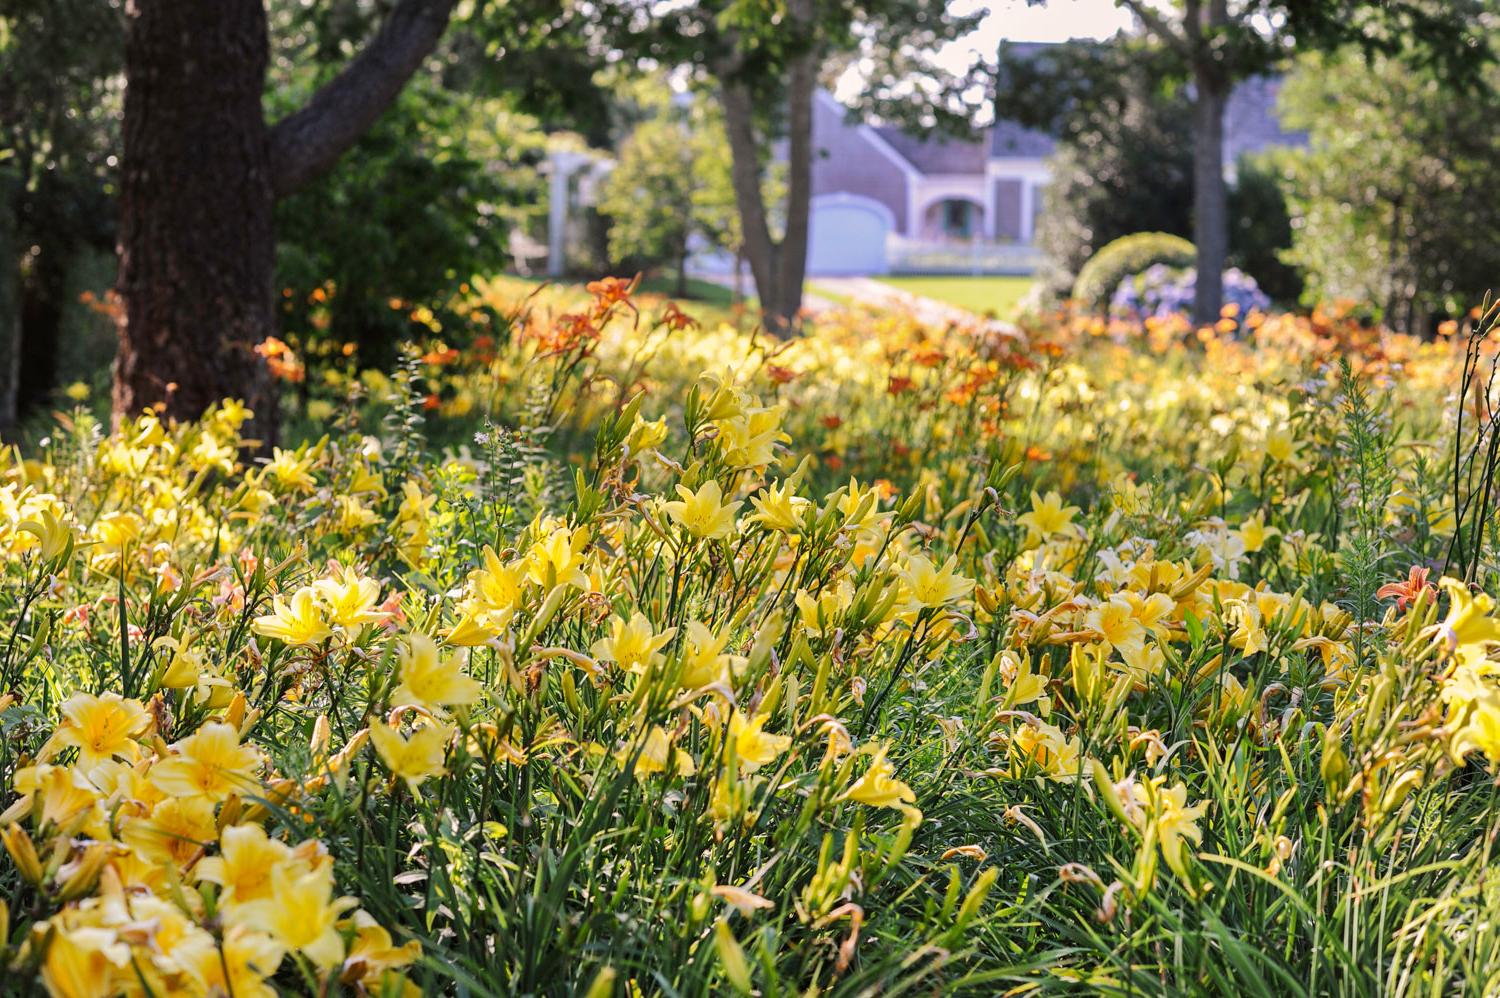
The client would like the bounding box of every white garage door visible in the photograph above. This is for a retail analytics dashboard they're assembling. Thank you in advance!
[808,196,890,275]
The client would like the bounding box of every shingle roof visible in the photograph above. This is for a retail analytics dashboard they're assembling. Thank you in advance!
[989,120,1056,158]
[869,118,1055,175]
[872,126,987,175]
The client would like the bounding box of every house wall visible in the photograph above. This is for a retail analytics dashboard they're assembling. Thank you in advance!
[986,159,1052,244]
[810,93,911,235]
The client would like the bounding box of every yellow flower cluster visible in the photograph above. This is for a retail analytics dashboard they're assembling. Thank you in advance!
[6,283,1500,993]
[2,691,415,996]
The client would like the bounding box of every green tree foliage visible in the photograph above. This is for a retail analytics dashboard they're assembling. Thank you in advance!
[0,0,121,427]
[1008,1,1489,321]
[1279,49,1500,330]
[2,0,592,425]
[273,79,547,365]
[599,118,700,294]
[583,0,988,326]
[598,86,750,296]
[266,0,553,365]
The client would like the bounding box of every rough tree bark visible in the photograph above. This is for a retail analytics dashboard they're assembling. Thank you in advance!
[114,0,277,436]
[1119,0,1231,325]
[268,0,455,199]
[776,41,815,323]
[113,0,456,443]
[1187,0,1230,325]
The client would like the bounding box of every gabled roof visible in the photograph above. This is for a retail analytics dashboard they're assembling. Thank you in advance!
[833,58,1300,178]
[866,119,1054,175]
[993,41,1307,166]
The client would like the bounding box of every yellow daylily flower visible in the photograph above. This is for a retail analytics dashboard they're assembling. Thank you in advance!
[196,823,294,909]
[311,567,387,628]
[898,553,976,610]
[526,522,590,590]
[369,720,453,793]
[727,710,791,773]
[663,480,742,540]
[149,722,263,804]
[1438,576,1500,652]
[251,587,332,647]
[841,746,916,809]
[1018,491,1079,541]
[236,863,356,968]
[591,612,676,675]
[391,633,483,713]
[40,693,152,769]
[620,725,696,781]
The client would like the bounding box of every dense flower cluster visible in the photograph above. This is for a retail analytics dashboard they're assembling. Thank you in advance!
[5,281,1500,993]
[1111,263,1272,323]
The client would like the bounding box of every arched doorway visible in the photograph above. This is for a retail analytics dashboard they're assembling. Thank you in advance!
[920,197,984,242]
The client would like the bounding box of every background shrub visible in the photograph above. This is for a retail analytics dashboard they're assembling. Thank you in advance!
[1072,232,1196,311]
[273,81,548,369]
[1227,150,1302,305]
[1278,50,1500,333]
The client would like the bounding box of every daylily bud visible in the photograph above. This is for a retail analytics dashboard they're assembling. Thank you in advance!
[1,825,44,886]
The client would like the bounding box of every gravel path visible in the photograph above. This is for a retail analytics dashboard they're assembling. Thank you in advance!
[688,270,1024,340]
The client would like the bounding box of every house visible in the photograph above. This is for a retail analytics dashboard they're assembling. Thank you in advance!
[806,71,1304,276]
[807,90,1054,275]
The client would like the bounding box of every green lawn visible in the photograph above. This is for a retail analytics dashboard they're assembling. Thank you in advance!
[873,274,1033,318]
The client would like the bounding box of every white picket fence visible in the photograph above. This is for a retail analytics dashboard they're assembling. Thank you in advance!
[887,236,1043,276]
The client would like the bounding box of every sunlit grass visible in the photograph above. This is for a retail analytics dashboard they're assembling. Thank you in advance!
[874,274,1033,317]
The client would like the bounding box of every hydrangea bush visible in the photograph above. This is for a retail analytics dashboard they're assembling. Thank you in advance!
[1111,263,1271,322]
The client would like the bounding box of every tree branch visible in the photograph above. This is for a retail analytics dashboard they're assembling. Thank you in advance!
[268,0,457,199]
[1118,0,1189,54]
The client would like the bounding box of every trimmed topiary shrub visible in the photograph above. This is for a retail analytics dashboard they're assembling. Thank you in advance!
[1072,232,1195,312]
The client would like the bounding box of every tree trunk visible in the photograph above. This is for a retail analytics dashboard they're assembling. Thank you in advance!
[114,0,278,440]
[774,40,816,325]
[112,0,455,443]
[718,78,781,329]
[1191,67,1228,326]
